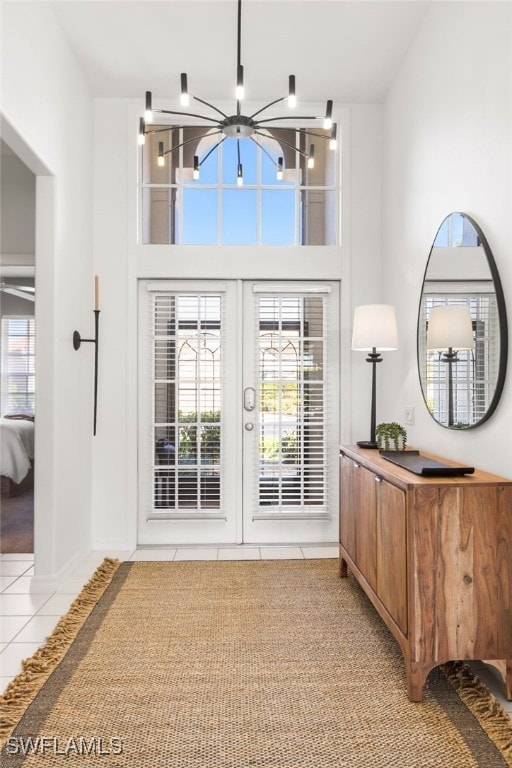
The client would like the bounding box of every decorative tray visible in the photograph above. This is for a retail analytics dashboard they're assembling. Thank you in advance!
[379,450,475,477]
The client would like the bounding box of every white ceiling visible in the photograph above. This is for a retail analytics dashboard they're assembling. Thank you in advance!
[50,0,430,104]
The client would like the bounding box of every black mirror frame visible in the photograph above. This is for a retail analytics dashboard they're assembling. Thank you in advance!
[417,212,508,429]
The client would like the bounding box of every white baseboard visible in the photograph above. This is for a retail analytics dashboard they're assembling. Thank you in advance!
[30,544,90,593]
[90,539,136,554]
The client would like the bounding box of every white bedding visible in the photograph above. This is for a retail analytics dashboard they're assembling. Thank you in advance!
[0,417,34,484]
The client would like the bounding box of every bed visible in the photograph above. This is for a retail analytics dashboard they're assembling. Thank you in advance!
[0,416,34,497]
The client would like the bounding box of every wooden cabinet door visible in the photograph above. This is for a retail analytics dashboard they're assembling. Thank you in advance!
[355,465,377,591]
[339,454,356,559]
[376,479,407,634]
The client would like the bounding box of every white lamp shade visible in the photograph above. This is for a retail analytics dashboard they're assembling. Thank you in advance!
[427,305,474,351]
[351,304,399,352]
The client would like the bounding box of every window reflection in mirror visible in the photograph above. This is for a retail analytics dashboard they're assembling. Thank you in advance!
[418,213,507,429]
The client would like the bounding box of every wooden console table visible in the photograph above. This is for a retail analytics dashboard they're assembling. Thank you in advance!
[339,445,512,702]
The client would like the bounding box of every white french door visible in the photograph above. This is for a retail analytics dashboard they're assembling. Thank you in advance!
[138,280,339,545]
[242,282,339,543]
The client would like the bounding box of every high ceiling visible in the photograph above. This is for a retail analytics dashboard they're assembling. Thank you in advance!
[49,0,430,104]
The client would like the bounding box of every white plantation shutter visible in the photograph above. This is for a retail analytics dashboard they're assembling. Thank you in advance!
[1,317,35,415]
[149,287,225,516]
[254,288,331,515]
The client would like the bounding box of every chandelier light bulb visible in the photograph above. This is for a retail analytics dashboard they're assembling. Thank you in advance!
[323,100,333,130]
[329,123,337,150]
[141,2,334,183]
[138,118,146,145]
[288,75,296,108]
[180,73,189,106]
[145,91,153,122]
[157,141,165,167]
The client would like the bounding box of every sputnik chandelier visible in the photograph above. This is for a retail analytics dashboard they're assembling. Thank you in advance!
[139,0,336,184]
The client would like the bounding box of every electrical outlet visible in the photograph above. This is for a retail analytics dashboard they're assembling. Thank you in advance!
[404,406,415,426]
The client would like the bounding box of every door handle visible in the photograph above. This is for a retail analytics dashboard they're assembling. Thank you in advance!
[244,387,256,411]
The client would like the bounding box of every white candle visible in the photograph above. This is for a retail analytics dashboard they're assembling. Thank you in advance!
[94,275,99,310]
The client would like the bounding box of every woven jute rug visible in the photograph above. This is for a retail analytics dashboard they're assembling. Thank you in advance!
[1,558,511,767]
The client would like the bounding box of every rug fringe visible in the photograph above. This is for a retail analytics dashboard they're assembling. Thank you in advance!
[442,661,512,766]
[0,557,120,748]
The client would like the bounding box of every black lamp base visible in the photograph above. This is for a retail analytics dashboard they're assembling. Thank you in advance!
[357,440,378,449]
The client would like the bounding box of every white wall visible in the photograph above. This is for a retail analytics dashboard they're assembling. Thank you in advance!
[1,2,94,581]
[0,150,35,258]
[91,99,383,548]
[347,104,383,444]
[382,2,512,477]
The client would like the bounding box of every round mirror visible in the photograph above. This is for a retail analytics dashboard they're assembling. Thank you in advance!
[418,212,508,429]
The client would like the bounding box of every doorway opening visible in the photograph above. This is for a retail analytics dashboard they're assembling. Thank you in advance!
[0,138,35,553]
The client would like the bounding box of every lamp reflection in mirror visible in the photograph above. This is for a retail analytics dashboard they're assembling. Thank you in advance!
[427,304,474,427]
[352,305,398,448]
[418,212,508,429]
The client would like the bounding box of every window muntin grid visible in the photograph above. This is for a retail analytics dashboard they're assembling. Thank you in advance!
[140,125,337,245]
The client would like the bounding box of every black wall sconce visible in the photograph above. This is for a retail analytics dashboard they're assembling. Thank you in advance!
[73,276,100,436]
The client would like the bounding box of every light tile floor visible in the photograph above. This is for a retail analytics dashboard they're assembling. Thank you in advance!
[1,546,511,719]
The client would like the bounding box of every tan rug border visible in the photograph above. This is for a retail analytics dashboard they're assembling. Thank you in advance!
[442,661,512,766]
[0,557,120,748]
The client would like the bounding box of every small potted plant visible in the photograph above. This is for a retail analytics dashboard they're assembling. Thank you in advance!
[375,422,407,451]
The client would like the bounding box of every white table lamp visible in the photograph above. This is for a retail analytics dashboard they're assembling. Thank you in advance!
[352,304,399,448]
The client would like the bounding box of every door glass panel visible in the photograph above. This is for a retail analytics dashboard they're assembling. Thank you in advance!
[152,292,222,512]
[257,295,326,511]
